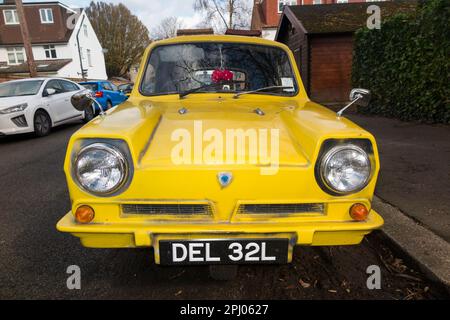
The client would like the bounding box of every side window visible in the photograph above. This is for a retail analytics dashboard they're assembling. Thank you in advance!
[59,80,79,92]
[102,82,113,91]
[111,83,118,91]
[44,80,63,94]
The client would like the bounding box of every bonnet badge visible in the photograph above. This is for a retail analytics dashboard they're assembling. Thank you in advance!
[217,172,233,188]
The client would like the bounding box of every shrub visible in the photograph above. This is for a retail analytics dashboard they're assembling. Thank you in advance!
[352,0,450,123]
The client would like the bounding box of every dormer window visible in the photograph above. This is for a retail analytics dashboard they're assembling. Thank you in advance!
[40,8,54,24]
[278,0,297,13]
[3,9,19,25]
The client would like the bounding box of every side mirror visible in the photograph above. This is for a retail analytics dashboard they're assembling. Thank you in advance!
[44,88,56,96]
[71,89,94,112]
[337,88,371,117]
[349,88,371,107]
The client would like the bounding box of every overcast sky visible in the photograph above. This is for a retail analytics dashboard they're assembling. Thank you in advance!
[27,0,252,33]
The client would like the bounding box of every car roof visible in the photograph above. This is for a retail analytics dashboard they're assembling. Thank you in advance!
[1,77,75,84]
[151,34,290,51]
[80,81,112,85]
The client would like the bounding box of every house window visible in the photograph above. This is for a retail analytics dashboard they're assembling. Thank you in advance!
[44,45,57,59]
[336,0,348,3]
[3,9,19,25]
[278,0,297,13]
[83,25,88,37]
[86,49,92,67]
[7,47,25,65]
[313,0,322,4]
[39,8,54,24]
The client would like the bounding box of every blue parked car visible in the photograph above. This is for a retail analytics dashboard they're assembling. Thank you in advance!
[79,81,128,114]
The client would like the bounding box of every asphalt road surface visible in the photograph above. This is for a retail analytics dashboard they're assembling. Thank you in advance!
[0,121,447,300]
[348,115,450,242]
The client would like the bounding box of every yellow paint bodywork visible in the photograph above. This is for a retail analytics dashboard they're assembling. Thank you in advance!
[57,35,383,260]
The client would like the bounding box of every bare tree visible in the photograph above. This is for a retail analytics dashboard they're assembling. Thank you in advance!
[86,1,150,77]
[151,17,185,40]
[193,0,252,33]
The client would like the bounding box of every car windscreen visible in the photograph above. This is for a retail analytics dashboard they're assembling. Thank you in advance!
[0,80,44,97]
[140,42,298,96]
[81,83,98,91]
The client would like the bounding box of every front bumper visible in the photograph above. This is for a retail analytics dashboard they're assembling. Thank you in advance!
[0,113,33,135]
[57,210,384,259]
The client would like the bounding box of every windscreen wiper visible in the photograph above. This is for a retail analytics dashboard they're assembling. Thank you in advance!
[179,80,245,99]
[233,86,294,99]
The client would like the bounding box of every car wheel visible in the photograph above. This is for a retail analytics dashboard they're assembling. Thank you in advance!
[34,110,51,137]
[209,265,238,281]
[106,100,113,110]
[83,106,95,123]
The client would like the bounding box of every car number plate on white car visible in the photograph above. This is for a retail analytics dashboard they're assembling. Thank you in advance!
[158,239,289,265]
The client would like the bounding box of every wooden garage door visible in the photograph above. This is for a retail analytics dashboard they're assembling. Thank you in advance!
[310,35,353,103]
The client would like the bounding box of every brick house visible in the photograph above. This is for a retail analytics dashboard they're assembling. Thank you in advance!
[251,0,393,40]
[275,1,417,103]
[0,0,107,80]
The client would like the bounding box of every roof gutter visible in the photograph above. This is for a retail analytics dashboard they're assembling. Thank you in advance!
[76,12,86,80]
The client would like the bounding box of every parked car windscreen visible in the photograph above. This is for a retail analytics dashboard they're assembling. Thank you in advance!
[140,42,298,96]
[0,80,44,98]
[81,83,98,91]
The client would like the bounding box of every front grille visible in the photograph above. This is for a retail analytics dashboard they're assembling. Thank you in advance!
[237,203,325,215]
[11,115,28,127]
[122,203,213,216]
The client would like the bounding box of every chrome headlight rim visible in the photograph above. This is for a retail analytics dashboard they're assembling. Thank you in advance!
[319,144,372,195]
[74,142,129,196]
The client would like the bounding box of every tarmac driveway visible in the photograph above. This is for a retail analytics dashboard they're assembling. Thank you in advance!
[348,114,450,242]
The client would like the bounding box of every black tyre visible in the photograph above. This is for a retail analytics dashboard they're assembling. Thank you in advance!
[83,105,95,123]
[33,110,51,137]
[209,265,238,281]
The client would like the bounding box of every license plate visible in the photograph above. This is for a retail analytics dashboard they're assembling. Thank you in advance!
[158,239,289,265]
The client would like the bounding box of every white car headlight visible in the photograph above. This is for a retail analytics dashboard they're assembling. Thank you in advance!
[0,103,28,114]
[74,143,128,195]
[319,145,371,194]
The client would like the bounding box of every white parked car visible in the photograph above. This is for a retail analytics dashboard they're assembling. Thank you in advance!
[0,78,94,137]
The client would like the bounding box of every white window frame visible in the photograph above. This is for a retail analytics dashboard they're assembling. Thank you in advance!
[3,9,19,25]
[39,8,54,24]
[278,0,297,14]
[7,47,25,65]
[336,0,348,3]
[44,45,57,59]
[313,0,322,4]
[86,49,92,67]
[83,24,88,37]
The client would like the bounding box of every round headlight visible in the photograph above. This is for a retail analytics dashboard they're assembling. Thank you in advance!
[320,145,371,194]
[74,143,128,195]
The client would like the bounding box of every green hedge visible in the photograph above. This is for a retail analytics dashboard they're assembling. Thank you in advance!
[352,0,450,123]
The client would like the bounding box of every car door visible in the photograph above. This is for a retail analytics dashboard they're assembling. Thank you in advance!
[42,80,67,124]
[58,80,84,119]
[103,82,126,106]
[109,82,127,104]
[101,82,115,106]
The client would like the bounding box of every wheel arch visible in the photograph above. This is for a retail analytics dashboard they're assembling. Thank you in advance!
[33,108,53,127]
